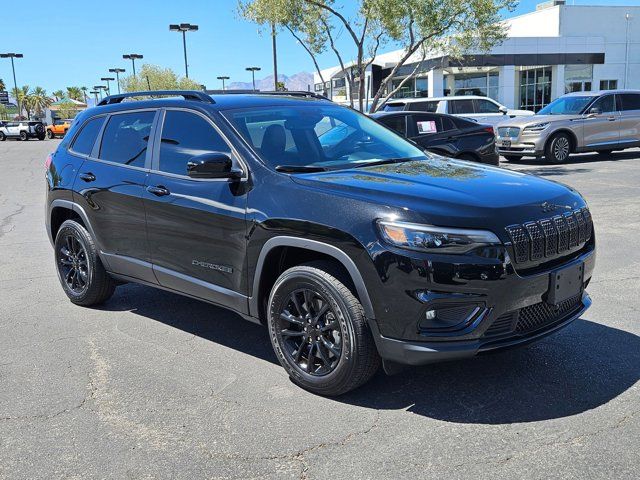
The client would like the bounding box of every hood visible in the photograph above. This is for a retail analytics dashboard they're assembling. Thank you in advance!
[290,157,585,231]
[497,114,581,128]
[506,109,535,117]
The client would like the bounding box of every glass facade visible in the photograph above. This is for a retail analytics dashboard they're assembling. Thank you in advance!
[453,72,499,99]
[565,64,593,93]
[389,76,428,99]
[519,67,552,112]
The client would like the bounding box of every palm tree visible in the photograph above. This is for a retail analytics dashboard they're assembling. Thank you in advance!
[80,86,88,104]
[11,85,29,118]
[28,87,52,119]
[52,90,65,101]
[0,78,5,91]
[66,86,83,102]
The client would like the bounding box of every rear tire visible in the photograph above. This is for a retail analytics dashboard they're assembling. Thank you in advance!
[545,133,571,164]
[54,220,116,306]
[0,132,5,141]
[267,261,380,396]
[503,154,523,162]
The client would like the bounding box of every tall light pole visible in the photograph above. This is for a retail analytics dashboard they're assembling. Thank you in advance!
[169,23,198,78]
[0,53,24,118]
[217,76,229,91]
[101,77,115,96]
[272,23,278,91]
[90,90,99,104]
[246,66,261,91]
[624,13,631,88]
[108,68,125,94]
[122,54,143,78]
[93,85,106,101]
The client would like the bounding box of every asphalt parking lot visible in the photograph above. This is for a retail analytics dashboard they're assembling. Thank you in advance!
[1,139,638,479]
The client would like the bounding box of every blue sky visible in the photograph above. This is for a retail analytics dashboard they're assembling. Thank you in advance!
[1,0,637,94]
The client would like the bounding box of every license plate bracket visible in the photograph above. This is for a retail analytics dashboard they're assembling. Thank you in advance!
[547,262,584,305]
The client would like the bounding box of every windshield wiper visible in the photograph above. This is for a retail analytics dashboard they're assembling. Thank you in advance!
[351,157,417,169]
[275,165,328,173]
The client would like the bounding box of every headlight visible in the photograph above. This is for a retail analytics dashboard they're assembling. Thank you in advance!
[523,122,550,132]
[377,220,501,254]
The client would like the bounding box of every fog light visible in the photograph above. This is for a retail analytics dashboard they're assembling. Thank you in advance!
[419,304,483,332]
[425,310,436,320]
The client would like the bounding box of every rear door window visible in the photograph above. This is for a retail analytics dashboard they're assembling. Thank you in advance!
[619,94,640,111]
[411,114,442,134]
[98,111,155,168]
[70,116,106,155]
[449,99,476,115]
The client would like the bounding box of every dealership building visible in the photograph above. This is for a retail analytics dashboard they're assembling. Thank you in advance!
[313,1,640,111]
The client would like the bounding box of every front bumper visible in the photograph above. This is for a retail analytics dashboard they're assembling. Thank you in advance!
[496,129,548,156]
[366,244,595,366]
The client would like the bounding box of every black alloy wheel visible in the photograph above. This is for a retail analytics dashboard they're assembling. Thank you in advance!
[19,131,28,141]
[57,233,89,295]
[276,288,343,376]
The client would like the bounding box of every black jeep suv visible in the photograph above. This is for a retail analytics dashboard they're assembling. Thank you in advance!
[45,90,595,396]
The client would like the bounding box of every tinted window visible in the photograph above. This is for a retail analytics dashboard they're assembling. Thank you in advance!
[411,101,439,113]
[475,99,500,114]
[379,116,406,136]
[441,117,456,131]
[590,95,616,113]
[71,116,106,155]
[99,111,154,167]
[159,110,230,176]
[449,99,475,115]
[381,102,406,112]
[620,94,640,111]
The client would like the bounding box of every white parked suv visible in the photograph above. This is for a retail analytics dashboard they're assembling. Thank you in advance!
[380,95,534,126]
[0,120,47,141]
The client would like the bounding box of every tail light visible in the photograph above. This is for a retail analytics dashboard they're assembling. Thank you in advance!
[45,153,53,170]
[484,126,495,135]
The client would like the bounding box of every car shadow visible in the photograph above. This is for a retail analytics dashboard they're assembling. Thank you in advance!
[101,284,639,425]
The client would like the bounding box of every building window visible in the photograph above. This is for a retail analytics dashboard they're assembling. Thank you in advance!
[314,83,324,92]
[565,64,593,94]
[519,67,552,112]
[389,77,416,99]
[415,78,428,97]
[600,79,618,90]
[332,77,346,89]
[452,71,498,100]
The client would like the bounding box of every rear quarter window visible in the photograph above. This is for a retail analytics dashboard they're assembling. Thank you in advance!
[620,94,640,111]
[70,116,106,156]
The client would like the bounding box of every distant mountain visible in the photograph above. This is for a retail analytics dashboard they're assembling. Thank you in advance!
[227,72,314,92]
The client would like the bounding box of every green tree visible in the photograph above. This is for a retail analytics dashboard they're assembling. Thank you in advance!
[52,90,65,101]
[56,101,78,120]
[11,86,30,119]
[0,78,5,91]
[66,86,84,102]
[240,0,516,112]
[120,64,202,93]
[27,87,52,118]
[0,104,8,120]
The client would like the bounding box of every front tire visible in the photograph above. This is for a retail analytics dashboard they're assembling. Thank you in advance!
[267,261,380,396]
[19,131,28,141]
[0,132,5,141]
[545,133,571,164]
[46,129,54,139]
[54,220,116,306]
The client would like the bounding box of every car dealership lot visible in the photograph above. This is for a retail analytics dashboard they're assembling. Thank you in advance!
[1,140,638,479]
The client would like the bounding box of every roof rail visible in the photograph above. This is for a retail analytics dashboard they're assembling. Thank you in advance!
[207,90,329,101]
[98,90,214,106]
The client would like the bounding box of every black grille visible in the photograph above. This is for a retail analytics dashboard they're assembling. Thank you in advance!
[516,294,582,333]
[506,208,592,265]
[484,294,583,338]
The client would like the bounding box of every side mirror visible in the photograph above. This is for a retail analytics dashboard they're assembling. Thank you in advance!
[499,106,508,115]
[186,152,241,179]
[588,107,601,116]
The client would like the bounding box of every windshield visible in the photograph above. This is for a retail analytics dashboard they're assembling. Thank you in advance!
[222,104,427,170]
[538,96,593,115]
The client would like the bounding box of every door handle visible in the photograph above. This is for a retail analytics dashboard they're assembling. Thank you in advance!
[146,185,170,196]
[78,172,96,182]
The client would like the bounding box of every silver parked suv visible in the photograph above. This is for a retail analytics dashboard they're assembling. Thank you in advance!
[496,90,640,163]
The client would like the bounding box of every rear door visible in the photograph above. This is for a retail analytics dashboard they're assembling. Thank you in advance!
[617,93,640,147]
[143,108,249,312]
[73,109,157,282]
[447,99,476,122]
[582,94,619,149]
[408,113,458,156]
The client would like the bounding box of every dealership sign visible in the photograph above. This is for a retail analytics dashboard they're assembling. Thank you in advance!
[0,91,9,105]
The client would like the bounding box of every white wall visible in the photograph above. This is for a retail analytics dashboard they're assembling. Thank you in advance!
[506,5,561,37]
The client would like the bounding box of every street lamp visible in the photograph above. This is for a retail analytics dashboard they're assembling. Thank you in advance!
[169,23,198,78]
[93,85,106,100]
[245,66,261,91]
[217,76,230,91]
[0,53,24,118]
[122,54,143,78]
[90,90,100,104]
[101,77,115,96]
[108,68,125,94]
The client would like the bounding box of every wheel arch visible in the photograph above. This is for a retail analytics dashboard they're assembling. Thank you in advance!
[546,128,578,152]
[250,236,375,322]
